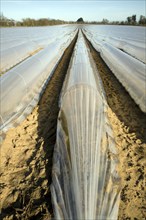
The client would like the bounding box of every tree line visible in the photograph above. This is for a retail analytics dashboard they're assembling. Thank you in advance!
[0,13,146,27]
[85,15,146,25]
[0,14,69,27]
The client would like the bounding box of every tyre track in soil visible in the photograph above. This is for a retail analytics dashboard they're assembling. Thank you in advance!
[85,36,146,219]
[0,33,78,220]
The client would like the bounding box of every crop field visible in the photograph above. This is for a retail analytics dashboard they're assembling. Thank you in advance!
[0,24,146,220]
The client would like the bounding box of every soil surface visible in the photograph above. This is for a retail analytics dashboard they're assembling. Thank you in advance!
[0,32,146,220]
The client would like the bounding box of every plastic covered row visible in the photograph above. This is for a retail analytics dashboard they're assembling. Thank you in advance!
[0,25,77,73]
[83,30,146,113]
[1,25,76,50]
[94,35,146,63]
[99,36,145,63]
[51,31,121,219]
[1,41,39,73]
[83,25,146,63]
[0,29,77,134]
[83,25,146,43]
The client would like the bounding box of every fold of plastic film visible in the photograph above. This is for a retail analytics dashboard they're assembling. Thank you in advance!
[51,32,121,220]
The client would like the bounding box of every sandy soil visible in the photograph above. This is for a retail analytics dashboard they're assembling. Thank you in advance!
[0,35,77,220]
[87,39,146,220]
[0,33,145,220]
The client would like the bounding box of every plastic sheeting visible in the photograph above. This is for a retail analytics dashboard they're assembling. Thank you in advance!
[0,25,77,73]
[83,25,146,63]
[0,29,77,134]
[1,41,38,73]
[100,36,145,63]
[51,31,120,219]
[100,43,146,113]
[83,29,146,113]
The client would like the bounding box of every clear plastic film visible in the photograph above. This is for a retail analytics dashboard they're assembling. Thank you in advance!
[1,41,37,73]
[100,43,146,113]
[99,36,145,63]
[51,31,121,220]
[0,29,78,134]
[83,25,146,63]
[0,25,77,73]
[83,28,146,113]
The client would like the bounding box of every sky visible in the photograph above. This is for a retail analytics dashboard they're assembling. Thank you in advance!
[1,0,146,22]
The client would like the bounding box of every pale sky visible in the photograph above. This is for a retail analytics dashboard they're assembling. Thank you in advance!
[1,0,146,22]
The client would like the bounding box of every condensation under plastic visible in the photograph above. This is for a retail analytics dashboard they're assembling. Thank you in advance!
[51,31,121,219]
[83,29,146,113]
[0,29,77,135]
